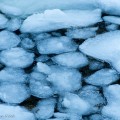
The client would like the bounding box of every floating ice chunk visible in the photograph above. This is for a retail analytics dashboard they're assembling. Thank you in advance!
[0,3,23,16]
[85,69,119,86]
[34,98,56,119]
[37,36,78,54]
[0,13,8,29]
[0,47,34,68]
[21,38,35,49]
[102,84,120,120]
[61,93,90,115]
[0,30,20,50]
[89,114,111,120]
[66,27,98,39]
[0,67,28,83]
[106,24,119,31]
[37,62,51,74]
[0,104,35,120]
[0,83,30,104]
[30,71,47,81]
[98,0,120,16]
[89,60,104,70]
[79,31,120,73]
[47,66,82,93]
[52,52,88,68]
[78,85,105,114]
[7,18,21,31]
[103,16,120,25]
[30,79,53,98]
[21,9,102,33]
[54,112,82,120]
[36,55,50,62]
[0,0,98,15]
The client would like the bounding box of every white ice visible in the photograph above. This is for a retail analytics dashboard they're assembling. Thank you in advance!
[0,104,35,120]
[0,0,98,15]
[0,83,30,104]
[79,30,120,73]
[0,67,28,83]
[0,30,20,50]
[47,66,82,93]
[6,18,21,31]
[37,36,78,54]
[20,9,102,33]
[66,27,98,39]
[0,13,8,29]
[102,84,120,120]
[34,98,56,119]
[0,47,34,68]
[85,69,119,86]
[52,52,88,68]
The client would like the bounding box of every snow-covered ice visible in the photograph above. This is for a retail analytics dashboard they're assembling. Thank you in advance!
[85,69,119,86]
[21,9,102,33]
[21,38,35,50]
[0,104,35,120]
[52,52,88,68]
[102,84,120,120]
[34,98,56,119]
[0,13,8,29]
[0,67,28,83]
[37,62,51,74]
[103,16,120,25]
[78,85,106,114]
[30,79,54,98]
[61,93,90,115]
[0,83,30,104]
[66,27,98,39]
[37,36,78,54]
[0,47,34,68]
[106,24,119,31]
[0,30,20,50]
[0,0,98,15]
[80,31,120,73]
[47,66,82,93]
[6,18,21,31]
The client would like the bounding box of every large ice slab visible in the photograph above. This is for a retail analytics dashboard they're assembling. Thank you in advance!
[79,30,120,73]
[0,104,35,120]
[0,0,98,15]
[21,9,102,33]
[0,13,8,29]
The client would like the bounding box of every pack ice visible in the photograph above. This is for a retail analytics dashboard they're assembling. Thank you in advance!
[80,31,120,72]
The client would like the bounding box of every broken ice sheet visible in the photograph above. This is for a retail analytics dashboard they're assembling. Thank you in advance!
[79,30,120,73]
[20,9,102,33]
